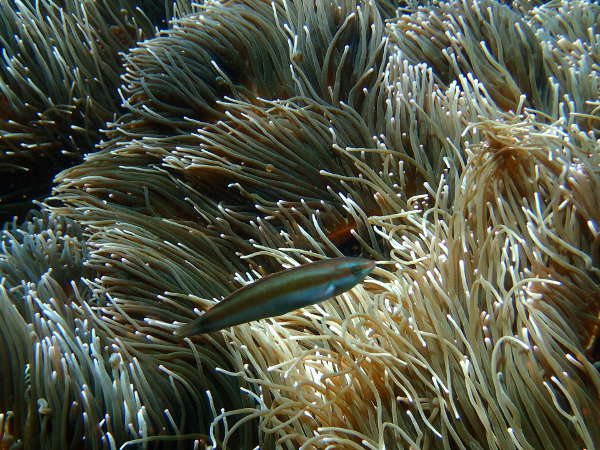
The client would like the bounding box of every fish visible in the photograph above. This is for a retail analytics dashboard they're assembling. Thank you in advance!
[174,257,376,336]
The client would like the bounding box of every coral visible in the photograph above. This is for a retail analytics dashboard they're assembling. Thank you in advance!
[1,0,599,448]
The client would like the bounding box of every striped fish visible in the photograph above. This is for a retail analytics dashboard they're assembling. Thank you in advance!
[175,257,375,336]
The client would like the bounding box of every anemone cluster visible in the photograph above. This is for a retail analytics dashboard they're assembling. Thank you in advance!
[1,0,599,448]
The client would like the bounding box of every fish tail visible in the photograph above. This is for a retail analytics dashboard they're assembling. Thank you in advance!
[174,317,209,337]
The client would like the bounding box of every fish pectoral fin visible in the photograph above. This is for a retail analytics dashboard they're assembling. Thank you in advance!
[295,283,337,309]
[323,283,336,298]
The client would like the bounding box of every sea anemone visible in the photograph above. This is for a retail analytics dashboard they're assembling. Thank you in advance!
[0,0,167,222]
[1,0,599,448]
